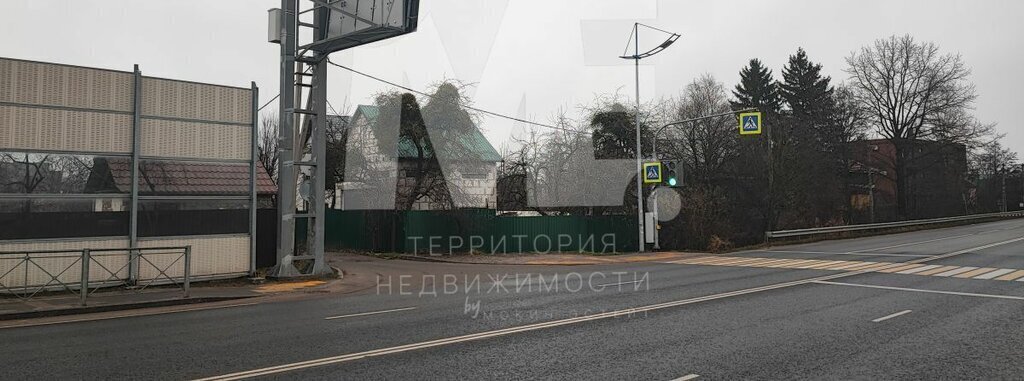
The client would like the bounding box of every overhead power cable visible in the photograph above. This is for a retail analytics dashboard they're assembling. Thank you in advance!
[257,93,280,112]
[326,58,582,134]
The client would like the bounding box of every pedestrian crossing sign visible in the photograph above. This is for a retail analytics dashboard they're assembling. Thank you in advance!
[643,162,661,184]
[739,112,762,135]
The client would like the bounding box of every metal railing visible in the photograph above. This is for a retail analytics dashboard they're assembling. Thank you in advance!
[0,246,191,306]
[766,211,1024,240]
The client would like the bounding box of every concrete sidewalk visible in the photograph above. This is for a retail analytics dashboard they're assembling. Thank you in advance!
[0,251,708,321]
[0,276,346,321]
[0,287,258,320]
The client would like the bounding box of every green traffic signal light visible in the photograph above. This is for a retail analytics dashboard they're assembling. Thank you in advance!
[661,160,680,187]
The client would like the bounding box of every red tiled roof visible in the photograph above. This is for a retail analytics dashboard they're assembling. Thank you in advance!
[105,158,276,195]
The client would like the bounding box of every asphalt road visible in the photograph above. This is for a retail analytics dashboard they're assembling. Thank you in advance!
[3,219,1024,380]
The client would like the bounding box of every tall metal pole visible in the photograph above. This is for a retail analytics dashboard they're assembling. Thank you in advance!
[308,55,329,274]
[767,114,775,231]
[129,64,142,285]
[868,170,876,223]
[652,135,660,250]
[1001,165,1007,212]
[868,144,875,223]
[273,0,298,275]
[249,82,259,276]
[633,23,645,253]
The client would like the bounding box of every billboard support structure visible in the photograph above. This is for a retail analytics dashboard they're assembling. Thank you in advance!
[269,0,418,277]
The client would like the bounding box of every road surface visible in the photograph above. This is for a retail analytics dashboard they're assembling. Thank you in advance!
[3,219,1024,380]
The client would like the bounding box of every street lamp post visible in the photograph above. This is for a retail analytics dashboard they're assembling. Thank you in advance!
[620,23,679,253]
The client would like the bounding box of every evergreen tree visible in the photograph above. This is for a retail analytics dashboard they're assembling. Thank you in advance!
[779,48,833,118]
[730,58,783,231]
[731,58,782,113]
[778,48,845,225]
[590,104,651,160]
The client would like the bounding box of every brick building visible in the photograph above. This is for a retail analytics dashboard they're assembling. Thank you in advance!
[848,139,969,222]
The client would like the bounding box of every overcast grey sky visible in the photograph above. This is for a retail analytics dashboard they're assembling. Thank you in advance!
[2,0,1022,153]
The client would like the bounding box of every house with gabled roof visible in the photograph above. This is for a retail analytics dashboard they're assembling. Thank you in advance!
[337,104,501,210]
[84,158,277,210]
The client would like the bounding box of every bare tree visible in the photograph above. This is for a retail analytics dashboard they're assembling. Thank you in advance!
[258,112,280,184]
[670,74,737,185]
[845,34,982,218]
[972,138,1018,178]
[325,114,350,209]
[496,142,531,212]
[367,82,482,211]
[0,153,51,194]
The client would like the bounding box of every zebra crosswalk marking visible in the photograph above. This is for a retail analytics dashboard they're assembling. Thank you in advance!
[954,267,998,278]
[662,256,1024,282]
[935,267,978,277]
[974,269,1015,280]
[898,264,940,274]
[996,270,1024,281]
[916,266,960,276]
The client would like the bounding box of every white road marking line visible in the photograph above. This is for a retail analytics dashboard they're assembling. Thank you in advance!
[193,271,863,381]
[897,264,940,274]
[849,233,976,253]
[671,374,700,381]
[973,268,1016,280]
[934,266,977,277]
[764,250,930,258]
[828,262,872,270]
[324,307,417,320]
[871,309,912,323]
[813,280,1024,301]
[597,279,644,288]
[194,236,1024,381]
[0,302,259,330]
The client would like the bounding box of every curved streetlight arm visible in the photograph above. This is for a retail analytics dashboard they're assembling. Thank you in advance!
[651,107,757,160]
[619,23,681,60]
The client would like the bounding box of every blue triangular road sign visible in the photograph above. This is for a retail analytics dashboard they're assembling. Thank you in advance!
[743,116,757,130]
[646,166,659,179]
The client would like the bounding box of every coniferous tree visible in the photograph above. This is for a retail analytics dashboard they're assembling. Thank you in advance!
[730,58,783,232]
[780,48,833,120]
[731,58,782,113]
[778,48,844,226]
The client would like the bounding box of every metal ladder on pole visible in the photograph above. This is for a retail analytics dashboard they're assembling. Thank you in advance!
[269,0,332,277]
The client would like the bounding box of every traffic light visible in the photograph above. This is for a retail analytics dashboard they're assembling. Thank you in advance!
[662,160,680,187]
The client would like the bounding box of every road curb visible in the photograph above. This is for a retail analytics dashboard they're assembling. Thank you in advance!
[392,252,705,266]
[0,295,256,321]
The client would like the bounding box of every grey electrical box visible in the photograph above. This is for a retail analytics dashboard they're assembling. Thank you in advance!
[268,8,282,43]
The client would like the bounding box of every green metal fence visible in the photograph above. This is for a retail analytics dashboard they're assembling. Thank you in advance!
[299,210,637,254]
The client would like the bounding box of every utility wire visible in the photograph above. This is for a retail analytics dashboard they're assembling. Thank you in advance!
[257,93,279,112]
[258,65,315,112]
[326,58,583,134]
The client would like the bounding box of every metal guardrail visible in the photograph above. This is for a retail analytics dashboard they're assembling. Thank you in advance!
[766,211,1024,240]
[0,246,191,306]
